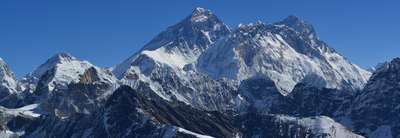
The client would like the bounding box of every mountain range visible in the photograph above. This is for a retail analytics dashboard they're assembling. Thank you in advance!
[0,7,398,138]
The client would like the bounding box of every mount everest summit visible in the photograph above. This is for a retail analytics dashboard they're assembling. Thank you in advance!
[0,7,398,138]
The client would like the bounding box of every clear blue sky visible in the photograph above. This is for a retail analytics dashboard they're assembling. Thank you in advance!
[1,0,399,77]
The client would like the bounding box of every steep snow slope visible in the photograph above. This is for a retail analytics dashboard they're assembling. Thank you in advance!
[113,7,230,78]
[198,17,370,95]
[0,58,18,96]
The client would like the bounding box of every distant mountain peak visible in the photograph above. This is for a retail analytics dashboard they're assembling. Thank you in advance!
[32,52,80,78]
[114,7,231,78]
[198,15,370,94]
[193,7,211,14]
[20,52,116,93]
[275,15,317,39]
[139,7,229,51]
[48,52,76,63]
[190,7,213,22]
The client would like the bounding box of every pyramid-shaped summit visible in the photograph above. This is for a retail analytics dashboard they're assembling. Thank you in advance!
[274,15,317,40]
[31,52,85,78]
[140,7,230,51]
[114,7,231,78]
[190,7,215,22]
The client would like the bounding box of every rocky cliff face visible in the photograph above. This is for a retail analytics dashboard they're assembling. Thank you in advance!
[350,58,400,137]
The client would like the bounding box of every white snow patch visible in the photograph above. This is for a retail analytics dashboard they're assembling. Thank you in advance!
[191,8,210,23]
[202,31,212,43]
[275,115,363,138]
[0,130,19,138]
[1,104,40,118]
[142,47,196,69]
[192,15,209,22]
[177,127,214,138]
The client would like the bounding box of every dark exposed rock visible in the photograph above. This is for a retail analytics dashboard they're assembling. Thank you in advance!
[350,58,400,137]
[105,85,237,138]
[282,83,354,117]
[19,85,237,138]
[79,67,101,84]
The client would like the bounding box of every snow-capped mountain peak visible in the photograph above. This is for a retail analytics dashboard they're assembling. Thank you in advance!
[139,7,230,52]
[51,52,75,61]
[114,7,230,78]
[193,7,209,13]
[22,53,116,92]
[0,58,18,94]
[198,16,371,95]
[191,7,214,23]
[32,52,80,78]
